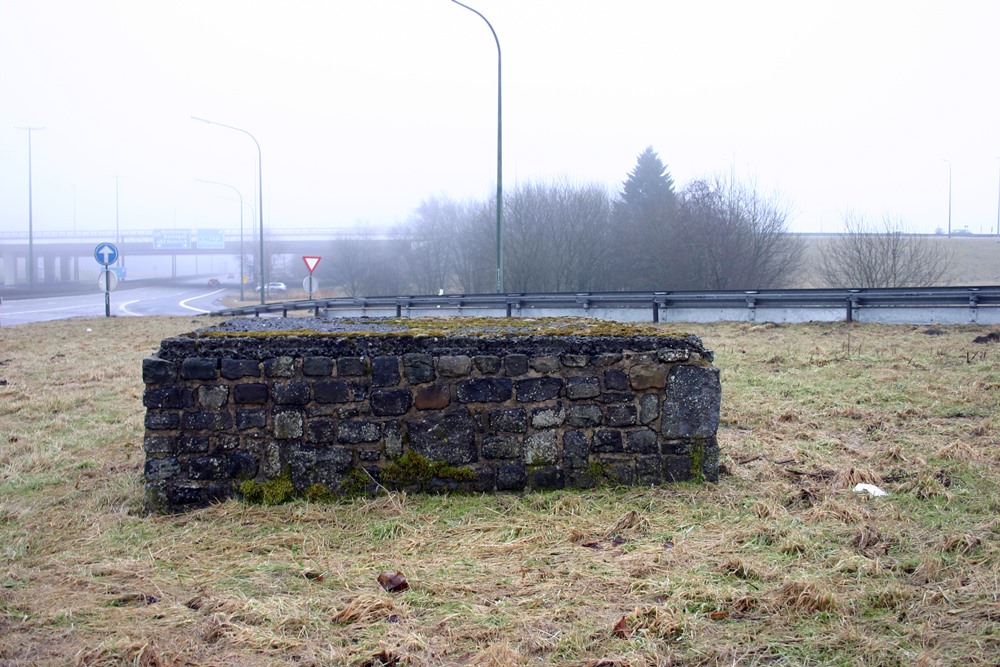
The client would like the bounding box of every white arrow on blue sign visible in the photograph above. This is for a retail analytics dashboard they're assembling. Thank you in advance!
[94,243,119,266]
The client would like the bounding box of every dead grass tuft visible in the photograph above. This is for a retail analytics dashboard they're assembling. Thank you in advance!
[613,605,685,640]
[331,593,399,626]
[830,466,883,490]
[940,533,982,555]
[773,580,839,613]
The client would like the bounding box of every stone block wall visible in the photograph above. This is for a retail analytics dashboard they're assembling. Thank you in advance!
[142,318,721,513]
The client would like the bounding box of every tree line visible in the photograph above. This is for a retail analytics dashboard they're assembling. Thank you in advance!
[305,147,951,296]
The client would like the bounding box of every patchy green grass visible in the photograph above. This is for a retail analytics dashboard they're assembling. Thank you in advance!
[0,316,998,666]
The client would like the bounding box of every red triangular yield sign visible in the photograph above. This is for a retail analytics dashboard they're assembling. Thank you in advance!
[302,256,322,273]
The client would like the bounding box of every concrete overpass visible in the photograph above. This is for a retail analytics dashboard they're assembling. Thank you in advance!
[0,227,403,286]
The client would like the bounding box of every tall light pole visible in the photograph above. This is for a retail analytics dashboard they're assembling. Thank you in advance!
[16,126,44,288]
[112,175,124,267]
[450,0,503,293]
[995,157,1000,236]
[192,116,265,305]
[197,178,246,301]
[942,158,952,237]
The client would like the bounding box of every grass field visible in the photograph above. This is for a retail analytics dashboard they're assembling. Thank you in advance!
[1,316,998,666]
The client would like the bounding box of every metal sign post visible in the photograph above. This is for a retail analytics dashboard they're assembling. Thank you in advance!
[302,256,321,300]
[94,243,119,318]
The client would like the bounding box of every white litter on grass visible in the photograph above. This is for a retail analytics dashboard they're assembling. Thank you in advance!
[853,483,888,497]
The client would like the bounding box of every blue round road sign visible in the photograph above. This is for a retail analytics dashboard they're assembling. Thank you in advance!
[94,243,119,266]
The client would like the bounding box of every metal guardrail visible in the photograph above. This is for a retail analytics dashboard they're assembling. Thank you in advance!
[207,286,1000,323]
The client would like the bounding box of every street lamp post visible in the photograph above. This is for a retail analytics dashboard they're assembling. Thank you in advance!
[995,157,1000,236]
[16,126,44,288]
[192,117,265,305]
[450,0,503,293]
[197,178,246,301]
[943,158,952,237]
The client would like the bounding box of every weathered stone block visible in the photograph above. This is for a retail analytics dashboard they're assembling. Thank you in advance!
[403,353,435,383]
[264,357,295,378]
[529,465,564,489]
[496,462,527,490]
[525,431,557,465]
[338,419,381,443]
[188,455,227,480]
[221,359,260,379]
[143,435,176,454]
[227,451,259,479]
[593,429,623,453]
[662,366,721,439]
[183,412,233,431]
[236,408,266,430]
[531,404,565,428]
[337,357,366,376]
[639,394,659,425]
[503,354,529,377]
[414,385,450,410]
[604,368,628,391]
[177,434,210,453]
[234,383,268,404]
[658,348,690,363]
[473,355,501,374]
[370,388,412,416]
[372,356,400,387]
[561,354,589,368]
[146,410,181,430]
[198,385,229,409]
[566,376,601,400]
[529,356,560,373]
[438,355,473,377]
[145,457,180,481]
[181,358,217,381]
[143,387,192,409]
[457,378,513,403]
[407,410,477,464]
[515,377,562,402]
[625,429,658,454]
[302,356,334,376]
[274,410,304,439]
[272,381,310,405]
[314,379,367,404]
[142,357,175,384]
[562,430,590,467]
[606,404,637,427]
[483,434,521,459]
[566,403,602,427]
[629,363,668,390]
[489,408,528,433]
[306,418,337,444]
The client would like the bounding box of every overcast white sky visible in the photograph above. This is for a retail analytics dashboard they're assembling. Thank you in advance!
[2,0,999,239]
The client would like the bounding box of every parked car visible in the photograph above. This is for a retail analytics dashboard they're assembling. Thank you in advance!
[261,282,287,294]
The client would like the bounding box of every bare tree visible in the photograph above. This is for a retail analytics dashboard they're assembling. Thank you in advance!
[818,212,954,288]
[676,175,804,289]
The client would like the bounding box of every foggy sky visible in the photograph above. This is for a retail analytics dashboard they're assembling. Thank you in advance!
[2,0,999,239]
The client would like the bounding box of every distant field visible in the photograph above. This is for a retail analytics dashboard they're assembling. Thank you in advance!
[1,317,998,666]
[797,235,1000,287]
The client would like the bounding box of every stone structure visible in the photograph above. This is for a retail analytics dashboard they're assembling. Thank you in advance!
[142,317,721,513]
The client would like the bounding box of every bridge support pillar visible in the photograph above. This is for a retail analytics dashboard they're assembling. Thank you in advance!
[1,250,15,286]
[43,255,56,284]
[59,256,72,282]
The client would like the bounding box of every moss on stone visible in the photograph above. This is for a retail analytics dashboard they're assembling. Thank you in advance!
[690,440,706,483]
[194,316,688,340]
[239,470,295,506]
[381,450,476,490]
[304,483,336,503]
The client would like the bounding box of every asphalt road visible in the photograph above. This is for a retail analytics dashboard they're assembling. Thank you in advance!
[0,284,228,326]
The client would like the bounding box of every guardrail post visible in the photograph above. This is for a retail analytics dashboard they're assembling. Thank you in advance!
[846,296,858,323]
[652,301,659,323]
[745,296,756,322]
[969,294,979,323]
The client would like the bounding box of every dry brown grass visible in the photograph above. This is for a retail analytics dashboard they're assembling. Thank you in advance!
[1,316,999,665]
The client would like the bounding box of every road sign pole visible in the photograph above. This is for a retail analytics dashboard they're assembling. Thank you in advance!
[104,270,111,317]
